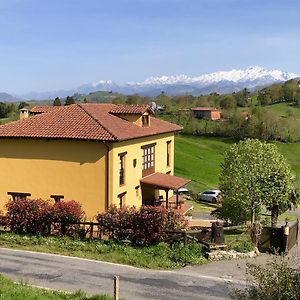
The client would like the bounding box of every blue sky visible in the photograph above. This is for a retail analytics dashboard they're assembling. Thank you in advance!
[1,0,300,94]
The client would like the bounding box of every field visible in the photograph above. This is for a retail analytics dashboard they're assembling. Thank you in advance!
[174,134,233,193]
[174,134,300,194]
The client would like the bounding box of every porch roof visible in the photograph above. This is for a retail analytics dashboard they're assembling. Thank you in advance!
[140,172,191,190]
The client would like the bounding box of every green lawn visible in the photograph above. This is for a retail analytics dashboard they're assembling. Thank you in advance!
[0,274,112,300]
[174,134,300,194]
[185,200,216,214]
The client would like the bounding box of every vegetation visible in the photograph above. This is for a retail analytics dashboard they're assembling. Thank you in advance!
[217,139,296,225]
[5,199,84,235]
[174,135,300,193]
[174,134,231,192]
[65,96,76,106]
[0,102,15,119]
[96,205,187,246]
[0,273,112,300]
[224,229,255,252]
[231,256,300,300]
[0,232,206,269]
[53,97,62,106]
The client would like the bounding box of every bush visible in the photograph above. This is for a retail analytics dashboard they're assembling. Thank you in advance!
[6,199,52,235]
[0,210,8,227]
[51,200,85,236]
[96,205,188,246]
[5,199,85,236]
[231,256,300,300]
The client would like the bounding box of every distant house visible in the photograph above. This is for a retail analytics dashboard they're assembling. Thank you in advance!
[0,103,190,219]
[191,107,221,121]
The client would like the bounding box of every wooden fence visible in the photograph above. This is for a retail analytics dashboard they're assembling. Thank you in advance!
[258,221,299,254]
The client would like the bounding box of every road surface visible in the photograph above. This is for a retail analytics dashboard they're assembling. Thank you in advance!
[0,247,242,300]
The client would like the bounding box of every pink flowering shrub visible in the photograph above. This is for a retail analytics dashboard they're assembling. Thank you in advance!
[5,199,85,235]
[96,205,187,245]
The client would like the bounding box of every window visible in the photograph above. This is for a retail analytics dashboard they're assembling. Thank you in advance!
[142,115,149,127]
[135,186,140,197]
[118,192,126,208]
[141,143,156,176]
[51,195,64,203]
[7,192,31,201]
[119,152,127,186]
[167,141,171,166]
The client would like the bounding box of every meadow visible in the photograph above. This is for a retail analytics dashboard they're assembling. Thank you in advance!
[174,134,300,194]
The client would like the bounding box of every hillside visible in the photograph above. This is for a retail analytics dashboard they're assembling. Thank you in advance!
[78,91,125,103]
[174,135,300,193]
[0,92,19,102]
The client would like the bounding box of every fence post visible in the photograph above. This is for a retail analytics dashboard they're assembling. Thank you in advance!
[184,231,187,245]
[114,275,120,300]
[90,223,94,238]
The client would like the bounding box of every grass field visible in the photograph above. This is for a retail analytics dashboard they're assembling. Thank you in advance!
[174,134,300,194]
[266,102,300,119]
[174,134,233,193]
[0,274,112,300]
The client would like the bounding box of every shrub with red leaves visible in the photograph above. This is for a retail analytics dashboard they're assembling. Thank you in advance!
[96,205,187,245]
[0,210,8,228]
[5,199,85,236]
[5,199,52,235]
[51,200,85,236]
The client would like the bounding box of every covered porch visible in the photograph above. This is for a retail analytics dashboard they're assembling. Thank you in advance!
[140,172,191,209]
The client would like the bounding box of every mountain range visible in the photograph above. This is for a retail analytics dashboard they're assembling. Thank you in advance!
[2,66,299,101]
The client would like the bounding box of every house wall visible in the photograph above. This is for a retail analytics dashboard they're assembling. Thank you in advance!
[108,132,175,208]
[117,114,141,126]
[0,139,106,220]
[0,132,176,219]
[211,111,221,120]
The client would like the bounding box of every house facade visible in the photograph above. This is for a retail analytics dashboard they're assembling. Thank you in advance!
[191,107,221,120]
[0,104,189,219]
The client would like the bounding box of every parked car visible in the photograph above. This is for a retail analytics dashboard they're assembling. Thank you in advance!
[198,190,221,203]
[174,188,191,199]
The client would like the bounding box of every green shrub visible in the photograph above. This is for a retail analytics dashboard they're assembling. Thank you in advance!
[231,257,300,300]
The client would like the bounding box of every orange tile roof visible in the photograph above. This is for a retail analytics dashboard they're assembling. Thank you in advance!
[110,104,153,114]
[0,104,182,142]
[30,106,60,114]
[191,107,220,111]
[140,172,191,190]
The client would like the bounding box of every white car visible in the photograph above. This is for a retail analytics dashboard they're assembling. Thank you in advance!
[174,188,191,199]
[198,190,221,203]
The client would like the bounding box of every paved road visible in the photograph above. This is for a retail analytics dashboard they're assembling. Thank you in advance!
[0,248,243,300]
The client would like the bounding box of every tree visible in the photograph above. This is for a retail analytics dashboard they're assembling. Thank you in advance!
[218,139,295,225]
[53,97,61,106]
[18,102,29,110]
[64,96,75,106]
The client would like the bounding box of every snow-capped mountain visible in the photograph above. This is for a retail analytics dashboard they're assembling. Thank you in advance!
[20,66,299,99]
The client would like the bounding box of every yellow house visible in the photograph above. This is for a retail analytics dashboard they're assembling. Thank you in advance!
[0,103,190,219]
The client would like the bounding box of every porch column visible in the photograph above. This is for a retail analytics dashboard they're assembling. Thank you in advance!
[165,189,169,209]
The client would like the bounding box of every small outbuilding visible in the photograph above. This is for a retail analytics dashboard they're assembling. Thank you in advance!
[191,107,221,121]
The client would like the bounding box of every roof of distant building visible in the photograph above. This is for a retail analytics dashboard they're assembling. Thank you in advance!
[0,104,181,142]
[191,107,220,112]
